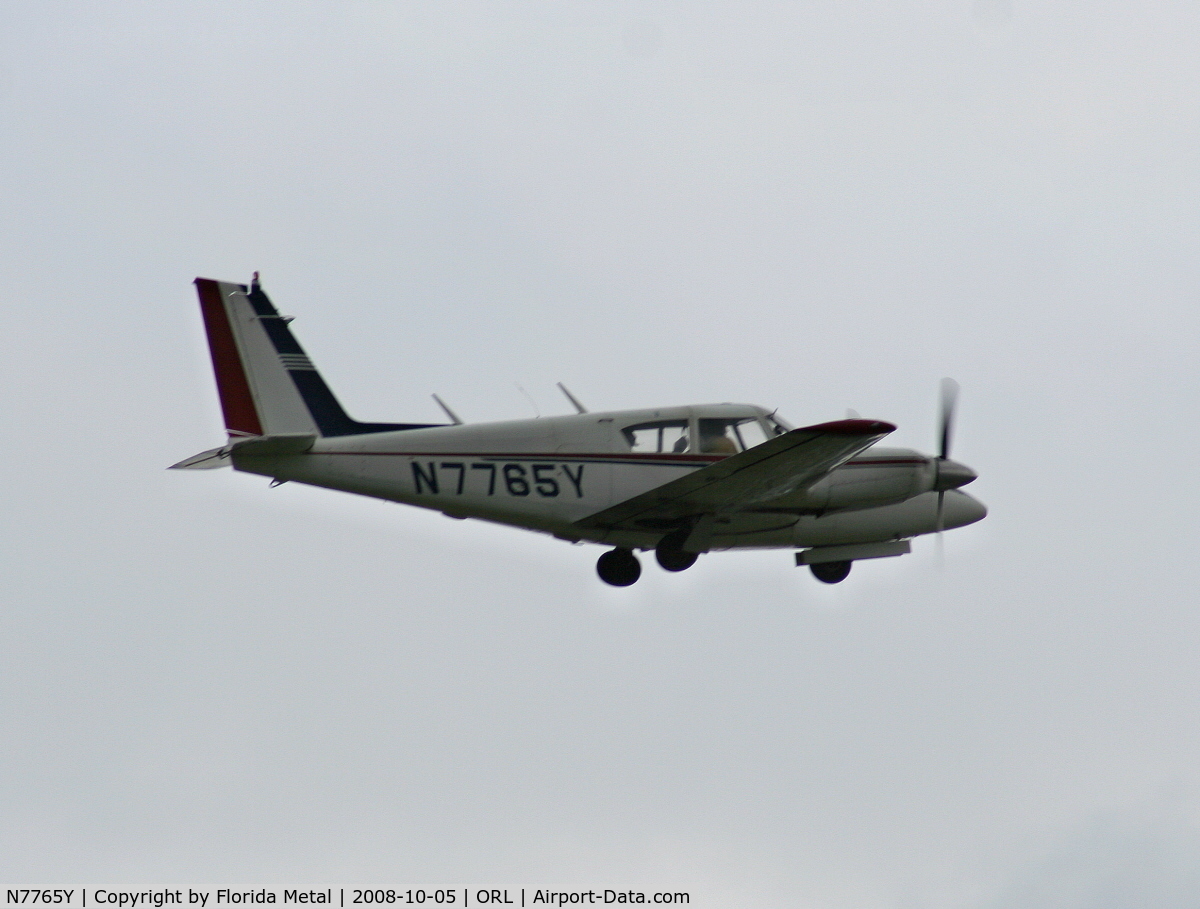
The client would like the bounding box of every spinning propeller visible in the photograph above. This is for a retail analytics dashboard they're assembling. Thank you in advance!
[936,377,958,538]
[931,377,979,553]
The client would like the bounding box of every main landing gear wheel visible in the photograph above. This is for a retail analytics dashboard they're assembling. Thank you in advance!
[656,547,697,572]
[810,560,852,584]
[655,529,698,572]
[597,548,642,587]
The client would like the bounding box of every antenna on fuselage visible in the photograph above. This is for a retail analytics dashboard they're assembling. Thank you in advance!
[431,394,463,425]
[557,382,588,414]
[515,384,541,418]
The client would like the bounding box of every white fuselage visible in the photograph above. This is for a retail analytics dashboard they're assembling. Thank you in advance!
[232,403,985,552]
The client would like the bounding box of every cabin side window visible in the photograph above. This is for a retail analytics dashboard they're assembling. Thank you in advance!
[623,420,690,453]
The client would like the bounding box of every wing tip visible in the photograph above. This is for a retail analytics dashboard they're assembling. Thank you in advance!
[802,419,896,435]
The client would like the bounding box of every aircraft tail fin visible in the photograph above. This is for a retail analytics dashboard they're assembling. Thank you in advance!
[193,276,441,438]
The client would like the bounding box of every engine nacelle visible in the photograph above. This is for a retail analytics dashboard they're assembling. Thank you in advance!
[793,489,987,547]
[795,447,931,511]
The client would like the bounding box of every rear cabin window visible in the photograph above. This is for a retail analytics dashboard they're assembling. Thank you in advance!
[623,420,690,453]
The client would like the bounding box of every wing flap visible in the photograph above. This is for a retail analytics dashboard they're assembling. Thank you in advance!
[576,418,895,532]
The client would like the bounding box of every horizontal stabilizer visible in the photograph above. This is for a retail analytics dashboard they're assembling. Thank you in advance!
[170,433,316,470]
[170,445,232,470]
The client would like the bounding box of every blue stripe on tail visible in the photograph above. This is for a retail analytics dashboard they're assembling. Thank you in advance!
[246,280,443,438]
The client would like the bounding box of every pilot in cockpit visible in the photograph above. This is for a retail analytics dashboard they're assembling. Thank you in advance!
[698,419,738,454]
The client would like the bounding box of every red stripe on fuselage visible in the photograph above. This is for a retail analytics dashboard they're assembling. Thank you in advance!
[312,450,724,464]
[195,278,263,437]
[844,458,926,467]
[309,451,924,468]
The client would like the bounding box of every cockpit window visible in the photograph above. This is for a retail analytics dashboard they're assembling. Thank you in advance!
[733,417,770,450]
[698,417,771,454]
[623,420,690,453]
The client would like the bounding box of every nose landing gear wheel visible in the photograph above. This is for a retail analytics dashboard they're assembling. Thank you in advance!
[597,548,642,586]
[810,560,852,584]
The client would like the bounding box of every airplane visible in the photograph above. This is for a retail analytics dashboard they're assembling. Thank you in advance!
[173,275,986,586]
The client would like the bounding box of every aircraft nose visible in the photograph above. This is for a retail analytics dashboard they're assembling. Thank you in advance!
[935,458,977,490]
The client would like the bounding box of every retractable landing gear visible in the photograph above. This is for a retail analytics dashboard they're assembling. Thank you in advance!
[810,560,852,584]
[597,548,642,587]
[655,529,698,572]
[656,547,697,572]
[798,542,909,583]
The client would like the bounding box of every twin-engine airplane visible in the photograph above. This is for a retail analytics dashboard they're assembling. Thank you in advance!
[173,276,985,586]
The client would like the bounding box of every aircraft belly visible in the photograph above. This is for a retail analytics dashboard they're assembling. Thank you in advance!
[707,527,799,550]
[586,507,797,552]
[705,512,800,550]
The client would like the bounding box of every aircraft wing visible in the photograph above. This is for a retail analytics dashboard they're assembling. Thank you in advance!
[576,419,895,533]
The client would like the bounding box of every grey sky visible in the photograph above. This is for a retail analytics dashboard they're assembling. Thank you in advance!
[2,3,1199,906]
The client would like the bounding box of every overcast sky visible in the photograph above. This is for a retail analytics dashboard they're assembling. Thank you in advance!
[3,3,1199,906]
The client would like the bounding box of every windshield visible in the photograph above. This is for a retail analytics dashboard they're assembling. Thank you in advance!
[766,413,792,436]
